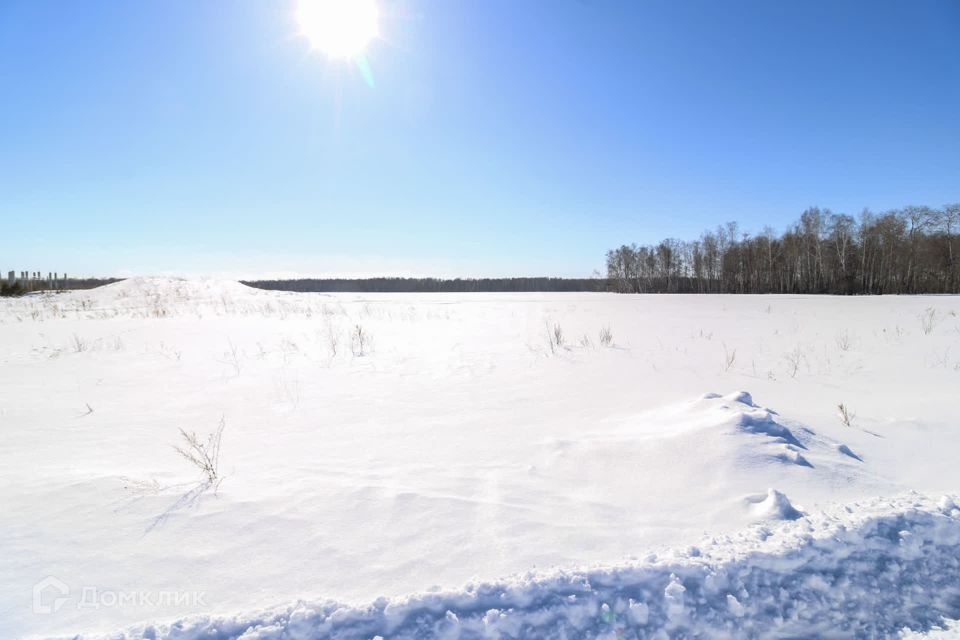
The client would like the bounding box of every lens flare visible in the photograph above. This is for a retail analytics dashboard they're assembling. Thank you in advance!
[295,0,378,59]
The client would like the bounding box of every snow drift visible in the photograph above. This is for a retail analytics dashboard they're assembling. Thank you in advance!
[79,494,960,639]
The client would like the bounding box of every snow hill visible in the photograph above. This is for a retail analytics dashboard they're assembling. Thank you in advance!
[1,279,959,638]
[0,276,277,319]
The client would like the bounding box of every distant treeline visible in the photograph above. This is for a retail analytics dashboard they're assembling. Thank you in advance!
[243,277,608,293]
[0,277,122,297]
[607,204,959,294]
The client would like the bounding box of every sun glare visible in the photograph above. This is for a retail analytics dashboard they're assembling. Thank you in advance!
[296,0,378,59]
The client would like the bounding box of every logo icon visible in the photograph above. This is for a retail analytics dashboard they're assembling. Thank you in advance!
[32,576,69,614]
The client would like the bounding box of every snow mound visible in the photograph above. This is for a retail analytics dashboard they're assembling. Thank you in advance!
[745,488,804,521]
[82,276,269,311]
[703,391,855,472]
[595,391,867,488]
[526,391,882,549]
[0,276,320,320]
[95,276,259,300]
[80,494,960,640]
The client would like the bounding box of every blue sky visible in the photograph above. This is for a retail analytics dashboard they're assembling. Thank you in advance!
[1,0,958,278]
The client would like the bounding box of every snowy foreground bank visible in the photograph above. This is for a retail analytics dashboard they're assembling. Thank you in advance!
[2,279,960,638]
[95,495,960,639]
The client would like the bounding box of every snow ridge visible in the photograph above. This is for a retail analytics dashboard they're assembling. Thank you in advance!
[86,494,960,640]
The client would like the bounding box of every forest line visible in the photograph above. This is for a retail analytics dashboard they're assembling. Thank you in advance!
[607,204,959,294]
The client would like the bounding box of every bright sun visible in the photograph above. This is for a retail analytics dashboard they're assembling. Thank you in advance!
[295,0,378,59]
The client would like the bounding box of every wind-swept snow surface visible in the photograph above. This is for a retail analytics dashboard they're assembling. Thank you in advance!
[1,281,959,638]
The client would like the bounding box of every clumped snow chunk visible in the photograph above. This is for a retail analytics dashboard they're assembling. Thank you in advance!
[726,594,745,617]
[627,599,649,625]
[746,488,805,521]
[663,573,686,624]
[940,496,960,517]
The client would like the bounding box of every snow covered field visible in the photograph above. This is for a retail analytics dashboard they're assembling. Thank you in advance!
[2,278,959,639]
